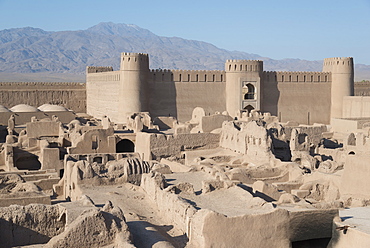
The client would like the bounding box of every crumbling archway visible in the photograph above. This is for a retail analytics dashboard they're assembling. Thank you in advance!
[116,139,135,153]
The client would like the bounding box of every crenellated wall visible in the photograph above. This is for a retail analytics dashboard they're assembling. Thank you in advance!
[149,69,225,83]
[148,69,226,122]
[263,71,332,124]
[0,82,86,113]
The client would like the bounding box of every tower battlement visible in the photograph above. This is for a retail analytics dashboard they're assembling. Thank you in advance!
[120,53,149,71]
[323,57,354,73]
[225,60,263,72]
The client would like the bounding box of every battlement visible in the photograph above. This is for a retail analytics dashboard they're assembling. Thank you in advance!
[121,52,148,56]
[149,69,225,83]
[120,53,149,71]
[86,66,113,73]
[323,57,353,64]
[323,57,354,74]
[225,60,263,72]
[263,71,331,83]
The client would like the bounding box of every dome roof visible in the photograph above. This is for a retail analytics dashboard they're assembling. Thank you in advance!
[38,104,68,112]
[10,104,39,112]
[0,105,10,112]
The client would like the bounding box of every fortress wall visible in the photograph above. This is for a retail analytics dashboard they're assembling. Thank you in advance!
[263,71,331,124]
[0,82,86,113]
[354,81,370,96]
[86,71,120,122]
[148,79,226,122]
[149,69,225,83]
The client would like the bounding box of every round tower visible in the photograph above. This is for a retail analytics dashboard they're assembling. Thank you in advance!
[322,57,354,119]
[225,60,263,117]
[119,53,149,122]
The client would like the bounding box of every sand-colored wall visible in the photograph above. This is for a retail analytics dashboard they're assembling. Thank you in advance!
[343,96,370,118]
[136,132,220,161]
[340,154,370,199]
[86,71,120,122]
[263,71,332,124]
[148,76,226,122]
[0,82,86,113]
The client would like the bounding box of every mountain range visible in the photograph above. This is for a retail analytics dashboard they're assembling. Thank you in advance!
[0,22,369,81]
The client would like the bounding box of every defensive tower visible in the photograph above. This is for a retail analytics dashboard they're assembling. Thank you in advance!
[225,60,263,117]
[323,57,354,119]
[119,53,149,122]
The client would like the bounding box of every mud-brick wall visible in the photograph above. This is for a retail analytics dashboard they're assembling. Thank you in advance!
[136,132,220,161]
[0,82,86,113]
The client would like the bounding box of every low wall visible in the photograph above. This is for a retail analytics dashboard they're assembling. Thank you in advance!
[136,132,220,161]
[0,111,76,126]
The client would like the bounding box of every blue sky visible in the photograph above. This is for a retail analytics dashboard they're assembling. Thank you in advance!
[0,0,369,64]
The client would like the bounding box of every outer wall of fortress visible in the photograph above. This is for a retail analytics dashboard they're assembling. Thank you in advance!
[86,53,354,124]
[1,53,366,125]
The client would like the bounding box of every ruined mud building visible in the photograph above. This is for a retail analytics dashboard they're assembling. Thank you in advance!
[1,53,370,247]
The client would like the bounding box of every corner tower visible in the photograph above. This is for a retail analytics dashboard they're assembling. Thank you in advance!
[119,53,149,122]
[323,57,354,119]
[225,60,263,117]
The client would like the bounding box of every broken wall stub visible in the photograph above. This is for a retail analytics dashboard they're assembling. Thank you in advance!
[284,124,327,147]
[63,156,151,201]
[0,204,65,247]
[199,113,233,133]
[67,128,115,154]
[26,121,62,139]
[136,132,220,161]
[244,121,273,164]
[219,121,247,154]
[220,120,274,164]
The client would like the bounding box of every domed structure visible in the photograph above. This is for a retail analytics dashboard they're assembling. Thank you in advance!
[0,105,10,112]
[10,104,39,112]
[38,104,68,112]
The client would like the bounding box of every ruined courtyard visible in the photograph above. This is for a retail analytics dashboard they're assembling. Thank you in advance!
[0,54,370,247]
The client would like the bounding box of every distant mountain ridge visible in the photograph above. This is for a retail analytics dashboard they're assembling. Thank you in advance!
[0,22,369,81]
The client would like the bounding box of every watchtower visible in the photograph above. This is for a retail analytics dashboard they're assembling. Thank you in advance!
[119,53,149,122]
[225,60,263,117]
[322,57,354,119]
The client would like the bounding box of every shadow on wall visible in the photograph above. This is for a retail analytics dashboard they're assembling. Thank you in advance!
[263,72,280,118]
[127,220,188,248]
[13,148,41,170]
[147,71,177,120]
[116,139,135,153]
[0,217,58,247]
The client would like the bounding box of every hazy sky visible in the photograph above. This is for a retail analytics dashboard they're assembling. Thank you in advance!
[0,0,369,64]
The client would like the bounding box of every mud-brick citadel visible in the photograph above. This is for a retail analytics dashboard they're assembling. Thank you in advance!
[86,53,355,124]
[3,52,370,247]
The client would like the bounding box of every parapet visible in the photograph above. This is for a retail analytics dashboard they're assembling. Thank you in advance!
[322,57,354,74]
[225,60,263,72]
[120,52,149,71]
[263,71,331,83]
[149,69,225,82]
[86,66,113,73]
